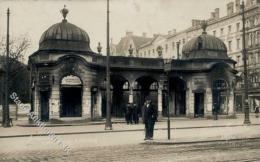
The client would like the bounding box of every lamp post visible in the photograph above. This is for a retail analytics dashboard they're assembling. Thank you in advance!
[128,44,133,57]
[105,0,112,130]
[97,42,102,54]
[166,71,170,140]
[3,8,11,127]
[176,42,180,59]
[241,1,251,125]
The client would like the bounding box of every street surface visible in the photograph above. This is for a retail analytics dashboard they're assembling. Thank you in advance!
[0,115,259,161]
[1,139,260,162]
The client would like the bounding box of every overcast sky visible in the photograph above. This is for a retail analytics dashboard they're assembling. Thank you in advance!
[0,0,232,62]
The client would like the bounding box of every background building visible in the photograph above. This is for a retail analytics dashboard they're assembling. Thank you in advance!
[114,0,260,113]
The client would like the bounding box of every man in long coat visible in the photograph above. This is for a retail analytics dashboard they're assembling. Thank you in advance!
[143,99,158,140]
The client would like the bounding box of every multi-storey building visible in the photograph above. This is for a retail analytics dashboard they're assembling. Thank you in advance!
[111,31,152,57]
[136,0,260,112]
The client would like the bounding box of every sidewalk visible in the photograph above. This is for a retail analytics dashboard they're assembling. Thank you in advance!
[0,115,260,153]
[0,114,259,138]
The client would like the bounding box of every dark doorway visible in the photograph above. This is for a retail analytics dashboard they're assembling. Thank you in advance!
[169,77,186,116]
[194,93,204,117]
[40,91,49,122]
[91,87,98,120]
[60,87,82,117]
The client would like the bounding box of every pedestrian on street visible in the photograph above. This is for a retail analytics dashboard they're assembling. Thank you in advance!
[125,103,133,124]
[133,103,139,124]
[255,106,259,118]
[213,103,219,120]
[143,99,158,140]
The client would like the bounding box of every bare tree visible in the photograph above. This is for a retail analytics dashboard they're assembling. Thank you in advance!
[0,35,31,103]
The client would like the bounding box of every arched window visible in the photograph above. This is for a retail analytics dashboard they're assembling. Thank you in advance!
[133,81,141,90]
[150,82,158,90]
[123,82,129,90]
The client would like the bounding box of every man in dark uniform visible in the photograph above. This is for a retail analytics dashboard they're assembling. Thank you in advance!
[143,99,157,140]
[125,103,134,124]
[133,103,139,124]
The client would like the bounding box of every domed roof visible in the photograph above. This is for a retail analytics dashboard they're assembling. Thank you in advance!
[39,7,92,52]
[182,22,228,60]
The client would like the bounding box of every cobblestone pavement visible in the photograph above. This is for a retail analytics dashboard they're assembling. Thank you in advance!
[1,139,260,162]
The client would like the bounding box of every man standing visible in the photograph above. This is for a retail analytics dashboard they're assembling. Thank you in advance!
[133,103,139,124]
[143,99,158,140]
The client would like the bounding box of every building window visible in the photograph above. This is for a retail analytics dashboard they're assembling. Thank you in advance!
[213,30,216,36]
[258,53,260,64]
[148,50,150,55]
[182,39,185,44]
[228,25,232,33]
[172,42,175,50]
[236,23,240,32]
[236,38,240,49]
[228,40,232,51]
[165,44,168,52]
[221,28,224,35]
[152,49,155,53]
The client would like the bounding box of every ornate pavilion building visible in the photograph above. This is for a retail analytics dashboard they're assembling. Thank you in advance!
[28,8,237,122]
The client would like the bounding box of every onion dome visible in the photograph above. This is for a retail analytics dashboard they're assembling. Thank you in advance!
[39,6,92,52]
[182,21,228,59]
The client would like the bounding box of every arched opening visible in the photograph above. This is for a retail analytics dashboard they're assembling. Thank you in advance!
[60,75,83,117]
[134,76,158,119]
[212,79,229,115]
[169,77,186,116]
[101,75,129,118]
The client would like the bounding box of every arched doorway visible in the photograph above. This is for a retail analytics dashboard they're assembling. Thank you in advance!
[169,77,186,116]
[134,76,158,118]
[60,75,83,117]
[101,75,129,117]
[212,79,228,115]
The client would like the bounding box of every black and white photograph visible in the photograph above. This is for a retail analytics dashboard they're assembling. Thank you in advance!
[0,0,260,161]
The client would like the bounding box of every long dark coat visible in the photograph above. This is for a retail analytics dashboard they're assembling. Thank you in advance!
[143,103,157,124]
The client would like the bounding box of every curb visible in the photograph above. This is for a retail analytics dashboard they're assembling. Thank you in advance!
[0,124,259,139]
[141,137,260,145]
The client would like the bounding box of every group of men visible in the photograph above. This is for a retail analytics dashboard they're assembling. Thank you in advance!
[125,99,158,140]
[125,103,139,124]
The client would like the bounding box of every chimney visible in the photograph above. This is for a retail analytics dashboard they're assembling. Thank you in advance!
[211,12,216,19]
[215,8,220,19]
[168,31,172,35]
[227,2,234,16]
[235,0,241,12]
[153,34,158,38]
[142,32,147,37]
[172,29,177,34]
[126,31,133,37]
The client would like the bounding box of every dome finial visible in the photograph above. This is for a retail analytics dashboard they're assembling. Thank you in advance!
[60,5,69,21]
[201,20,207,34]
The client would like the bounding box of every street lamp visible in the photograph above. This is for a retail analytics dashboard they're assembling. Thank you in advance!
[176,42,180,59]
[241,1,251,125]
[128,44,133,57]
[3,8,11,127]
[166,72,170,140]
[105,0,112,130]
[97,42,102,54]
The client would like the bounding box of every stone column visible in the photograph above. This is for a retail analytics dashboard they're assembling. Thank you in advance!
[205,88,213,119]
[82,86,91,119]
[49,85,60,120]
[129,84,134,104]
[157,84,163,117]
[228,90,235,117]
[96,89,102,118]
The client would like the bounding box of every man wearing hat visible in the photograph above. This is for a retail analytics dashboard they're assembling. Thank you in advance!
[143,98,158,140]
